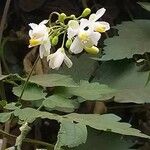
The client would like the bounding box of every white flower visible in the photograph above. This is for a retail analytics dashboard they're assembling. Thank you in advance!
[81,8,110,33]
[29,20,51,59]
[67,20,101,54]
[47,48,72,70]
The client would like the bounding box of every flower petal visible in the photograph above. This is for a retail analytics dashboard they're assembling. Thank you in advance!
[89,14,97,22]
[29,23,37,29]
[89,8,106,22]
[39,44,45,59]
[70,37,83,54]
[67,28,78,39]
[95,21,110,31]
[49,51,64,69]
[64,54,73,68]
[29,30,33,38]
[90,32,101,46]
[40,20,49,25]
[68,20,79,29]
[43,40,51,56]
[95,8,106,20]
[80,18,89,29]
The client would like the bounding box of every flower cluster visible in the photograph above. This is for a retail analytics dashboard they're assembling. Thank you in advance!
[28,8,110,70]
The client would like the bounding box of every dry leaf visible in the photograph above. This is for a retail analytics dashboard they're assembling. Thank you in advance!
[23,47,49,75]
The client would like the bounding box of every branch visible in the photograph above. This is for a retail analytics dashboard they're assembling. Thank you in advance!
[0,129,54,149]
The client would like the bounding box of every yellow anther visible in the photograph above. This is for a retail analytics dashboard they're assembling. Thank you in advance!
[78,31,89,41]
[29,39,41,46]
[84,46,99,55]
[95,25,106,33]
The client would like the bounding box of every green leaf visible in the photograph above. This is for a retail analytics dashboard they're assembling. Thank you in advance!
[0,100,7,107]
[4,102,21,110]
[102,20,150,60]
[50,54,98,82]
[138,2,150,11]
[55,121,87,150]
[94,60,150,103]
[56,80,115,100]
[65,113,150,139]
[28,74,78,87]
[0,74,22,81]
[69,128,135,150]
[13,108,62,123]
[13,108,150,139]
[145,71,150,85]
[0,112,12,123]
[12,84,46,101]
[43,95,79,113]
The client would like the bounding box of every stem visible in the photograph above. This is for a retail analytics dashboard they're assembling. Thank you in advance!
[37,104,43,110]
[0,129,54,149]
[18,54,40,103]
[0,0,11,43]
[0,0,12,149]
[0,38,10,74]
[15,104,43,150]
[61,32,66,48]
[48,12,60,27]
[104,32,109,38]
[1,120,11,150]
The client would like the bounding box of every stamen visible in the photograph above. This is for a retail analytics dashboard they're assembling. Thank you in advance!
[95,25,106,33]
[29,39,41,46]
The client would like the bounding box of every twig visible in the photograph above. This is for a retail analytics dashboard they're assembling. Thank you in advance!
[0,0,12,149]
[0,0,11,42]
[1,120,11,150]
[0,129,54,149]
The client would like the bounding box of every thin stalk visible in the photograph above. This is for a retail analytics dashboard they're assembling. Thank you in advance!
[61,32,66,48]
[0,129,54,149]
[18,54,40,103]
[48,12,60,27]
[0,0,12,149]
[0,39,10,74]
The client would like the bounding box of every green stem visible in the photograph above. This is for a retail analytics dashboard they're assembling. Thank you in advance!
[48,12,60,27]
[37,104,43,110]
[61,32,66,48]
[18,54,40,103]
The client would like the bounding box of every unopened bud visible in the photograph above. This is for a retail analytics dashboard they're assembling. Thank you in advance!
[81,8,91,17]
[70,15,76,19]
[58,13,66,22]
[65,39,72,49]
[84,46,100,55]
[52,36,59,46]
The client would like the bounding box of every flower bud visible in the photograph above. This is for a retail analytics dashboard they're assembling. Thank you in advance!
[84,46,100,55]
[65,39,72,49]
[81,8,91,17]
[58,13,66,22]
[52,36,59,46]
[70,15,76,19]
